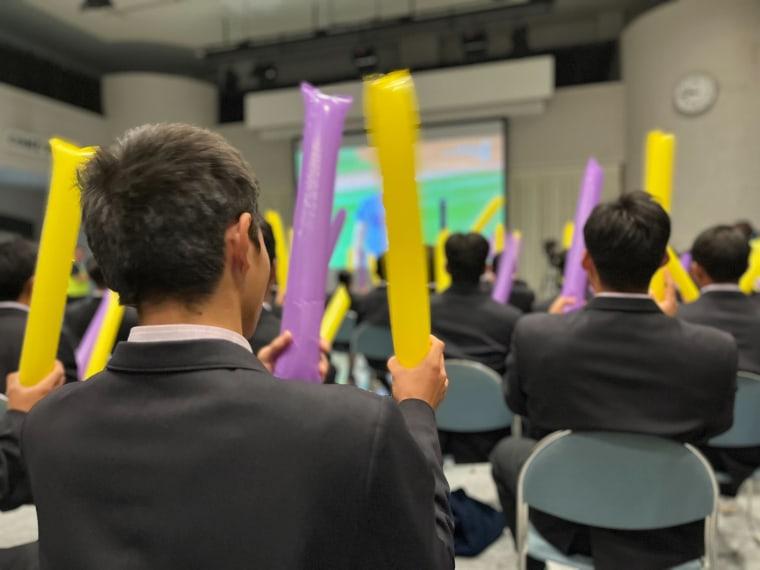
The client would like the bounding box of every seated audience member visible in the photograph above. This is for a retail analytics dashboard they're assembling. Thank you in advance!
[23,124,454,570]
[354,254,390,326]
[431,233,521,376]
[64,257,139,346]
[678,225,760,497]
[248,220,281,353]
[431,233,522,462]
[491,192,737,569]
[491,251,535,313]
[0,238,78,387]
[0,364,64,570]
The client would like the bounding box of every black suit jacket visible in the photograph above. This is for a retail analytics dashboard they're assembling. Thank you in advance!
[0,410,31,511]
[507,296,737,568]
[0,307,78,389]
[248,305,282,354]
[23,339,454,570]
[64,296,139,347]
[678,289,760,374]
[508,280,535,314]
[431,283,522,376]
[355,285,390,327]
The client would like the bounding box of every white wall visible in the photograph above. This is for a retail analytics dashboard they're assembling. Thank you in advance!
[509,82,625,294]
[623,0,760,249]
[0,83,107,233]
[215,124,296,222]
[103,73,217,139]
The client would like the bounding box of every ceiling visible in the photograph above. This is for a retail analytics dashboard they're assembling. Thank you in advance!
[0,0,663,79]
[23,0,537,49]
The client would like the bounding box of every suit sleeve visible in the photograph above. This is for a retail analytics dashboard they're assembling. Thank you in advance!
[57,328,80,383]
[361,398,454,570]
[504,324,528,416]
[0,410,32,511]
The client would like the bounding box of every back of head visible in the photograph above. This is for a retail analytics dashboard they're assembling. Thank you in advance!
[733,220,756,242]
[86,257,107,290]
[691,225,749,283]
[0,237,37,302]
[584,191,670,292]
[79,123,260,307]
[445,232,489,285]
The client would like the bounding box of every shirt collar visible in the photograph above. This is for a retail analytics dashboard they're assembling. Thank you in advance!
[0,301,29,312]
[595,292,653,300]
[701,283,742,294]
[128,324,252,353]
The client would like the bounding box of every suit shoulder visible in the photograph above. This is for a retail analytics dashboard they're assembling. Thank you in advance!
[514,312,566,336]
[23,378,94,441]
[678,319,737,360]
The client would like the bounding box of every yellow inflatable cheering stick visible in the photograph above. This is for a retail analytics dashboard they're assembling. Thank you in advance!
[19,139,96,386]
[264,210,290,302]
[643,130,699,303]
[320,285,352,346]
[434,229,451,293]
[83,290,126,379]
[365,70,430,367]
[471,196,505,233]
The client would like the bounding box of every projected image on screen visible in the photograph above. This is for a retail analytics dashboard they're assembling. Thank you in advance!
[297,122,505,270]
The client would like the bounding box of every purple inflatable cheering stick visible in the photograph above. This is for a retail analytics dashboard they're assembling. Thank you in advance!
[274,84,352,382]
[560,158,604,312]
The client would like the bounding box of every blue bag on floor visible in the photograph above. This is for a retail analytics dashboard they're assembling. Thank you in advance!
[450,488,506,557]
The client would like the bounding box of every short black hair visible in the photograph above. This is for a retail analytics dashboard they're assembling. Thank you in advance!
[692,225,749,283]
[445,232,489,284]
[260,220,276,264]
[733,220,756,242]
[584,191,670,292]
[86,257,106,289]
[79,123,261,306]
[0,237,37,301]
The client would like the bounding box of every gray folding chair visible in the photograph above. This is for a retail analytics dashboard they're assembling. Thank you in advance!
[435,359,514,433]
[0,394,6,416]
[517,431,718,570]
[350,324,394,390]
[708,372,760,541]
[332,310,357,353]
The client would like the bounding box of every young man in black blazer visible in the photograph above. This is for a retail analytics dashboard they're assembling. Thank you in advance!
[678,225,760,497]
[22,124,453,570]
[491,192,738,569]
[0,238,78,388]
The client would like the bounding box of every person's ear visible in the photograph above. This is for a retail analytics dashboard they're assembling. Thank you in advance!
[227,213,252,275]
[581,250,592,273]
[19,277,33,303]
[691,262,709,287]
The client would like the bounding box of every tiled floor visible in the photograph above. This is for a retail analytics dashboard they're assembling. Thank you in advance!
[3,463,760,568]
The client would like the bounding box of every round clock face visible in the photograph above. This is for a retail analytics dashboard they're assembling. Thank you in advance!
[673,73,718,116]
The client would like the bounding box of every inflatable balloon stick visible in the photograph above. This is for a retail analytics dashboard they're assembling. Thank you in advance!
[365,70,430,367]
[562,221,575,250]
[740,239,760,294]
[264,210,289,295]
[19,139,95,386]
[492,231,523,304]
[680,251,692,272]
[328,209,347,264]
[664,246,699,303]
[320,285,351,346]
[83,291,125,379]
[493,223,506,255]
[439,199,447,231]
[644,130,676,213]
[275,84,352,382]
[75,294,109,378]
[434,229,451,293]
[368,255,381,286]
[561,158,604,313]
[644,130,677,300]
[471,195,505,233]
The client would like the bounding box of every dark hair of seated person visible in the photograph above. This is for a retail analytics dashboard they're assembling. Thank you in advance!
[445,232,489,285]
[584,190,670,292]
[691,225,750,284]
[0,237,37,302]
[259,220,276,264]
[78,123,262,307]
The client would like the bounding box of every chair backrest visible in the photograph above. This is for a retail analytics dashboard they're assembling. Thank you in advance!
[709,371,760,447]
[332,311,357,350]
[436,359,513,432]
[350,323,394,362]
[519,431,717,530]
[0,394,6,416]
